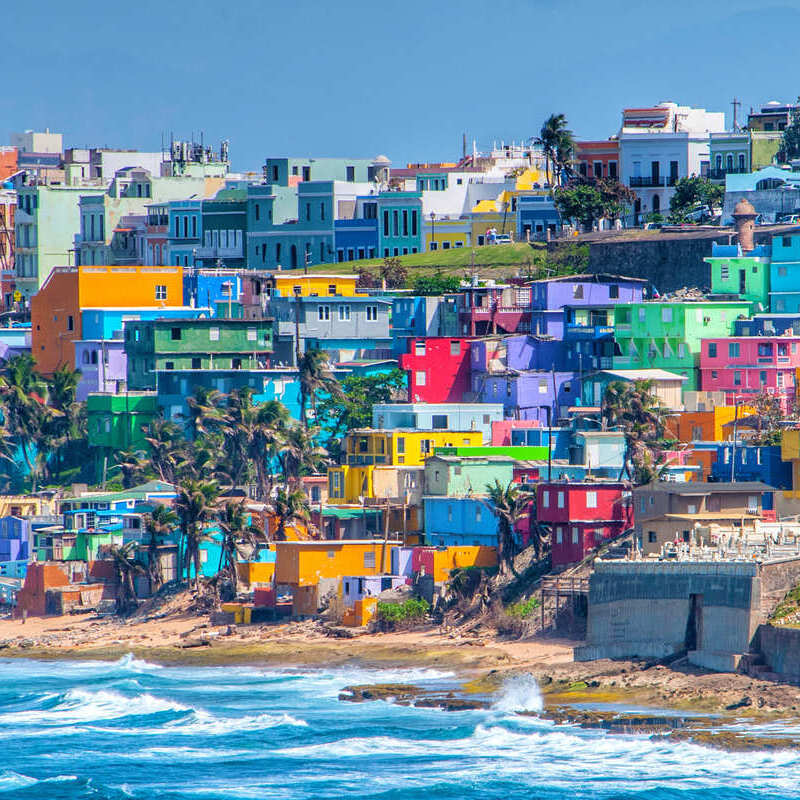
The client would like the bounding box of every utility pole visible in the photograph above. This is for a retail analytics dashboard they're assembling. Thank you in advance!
[730,399,739,482]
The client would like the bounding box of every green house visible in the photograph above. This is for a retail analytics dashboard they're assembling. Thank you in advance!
[612,300,752,390]
[706,250,770,309]
[424,454,515,496]
[433,445,550,461]
[126,317,274,390]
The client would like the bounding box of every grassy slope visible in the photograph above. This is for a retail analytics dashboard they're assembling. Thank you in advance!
[278,243,547,280]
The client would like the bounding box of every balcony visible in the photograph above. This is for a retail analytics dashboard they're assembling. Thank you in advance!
[467,305,532,319]
[629,176,665,188]
[707,167,748,180]
[565,324,614,339]
[194,245,244,259]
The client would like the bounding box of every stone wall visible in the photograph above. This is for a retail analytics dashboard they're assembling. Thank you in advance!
[757,625,800,681]
[576,561,762,666]
[759,557,800,617]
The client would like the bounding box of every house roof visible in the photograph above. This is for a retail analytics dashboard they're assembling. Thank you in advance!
[664,512,761,521]
[637,481,774,494]
[597,368,688,382]
[530,273,649,285]
[427,455,515,465]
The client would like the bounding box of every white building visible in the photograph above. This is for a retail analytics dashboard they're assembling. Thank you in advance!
[10,129,63,154]
[618,102,725,220]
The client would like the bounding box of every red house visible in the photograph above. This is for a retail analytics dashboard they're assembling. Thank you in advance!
[536,481,633,566]
[399,337,473,402]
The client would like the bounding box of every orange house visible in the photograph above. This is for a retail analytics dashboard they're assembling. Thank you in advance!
[31,264,183,374]
[666,406,752,444]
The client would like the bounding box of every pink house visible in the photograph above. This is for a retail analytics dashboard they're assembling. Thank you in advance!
[699,336,800,409]
[490,419,540,445]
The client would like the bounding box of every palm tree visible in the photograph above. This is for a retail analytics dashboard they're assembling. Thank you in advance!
[143,504,178,594]
[272,485,311,540]
[45,364,83,481]
[108,541,145,615]
[0,354,52,490]
[602,379,668,482]
[217,501,261,597]
[536,114,575,187]
[175,479,219,590]
[252,400,291,499]
[184,386,226,439]
[143,417,184,484]
[297,349,343,429]
[115,449,152,489]
[483,480,535,575]
[280,423,328,485]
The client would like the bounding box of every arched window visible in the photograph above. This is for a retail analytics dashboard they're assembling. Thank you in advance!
[716,155,722,170]
[726,155,734,171]
[738,154,746,172]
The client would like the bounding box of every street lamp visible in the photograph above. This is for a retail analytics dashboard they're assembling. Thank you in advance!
[429,212,436,249]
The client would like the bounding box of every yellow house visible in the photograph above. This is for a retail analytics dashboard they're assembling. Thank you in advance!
[781,430,800,499]
[0,495,54,518]
[341,429,483,468]
[422,546,498,582]
[266,273,359,298]
[327,463,424,506]
[470,211,514,245]
[275,540,396,586]
[423,217,472,253]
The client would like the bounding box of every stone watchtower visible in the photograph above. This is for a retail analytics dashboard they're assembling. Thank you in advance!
[732,197,757,253]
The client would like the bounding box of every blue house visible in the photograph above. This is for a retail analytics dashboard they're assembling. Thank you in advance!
[511,427,572,459]
[378,192,423,257]
[167,200,203,267]
[734,314,800,336]
[183,269,242,310]
[516,194,561,241]
[770,234,800,313]
[390,296,458,356]
[0,517,30,563]
[711,444,792,491]
[81,307,211,341]
[334,218,378,263]
[423,496,501,547]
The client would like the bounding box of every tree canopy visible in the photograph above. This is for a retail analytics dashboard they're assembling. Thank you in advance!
[668,177,723,223]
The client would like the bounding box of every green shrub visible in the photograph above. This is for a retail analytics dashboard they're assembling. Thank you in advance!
[376,598,430,625]
[506,596,541,619]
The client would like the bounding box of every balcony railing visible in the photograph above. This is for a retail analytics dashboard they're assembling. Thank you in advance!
[707,167,749,180]
[467,305,532,318]
[565,324,614,338]
[629,176,665,188]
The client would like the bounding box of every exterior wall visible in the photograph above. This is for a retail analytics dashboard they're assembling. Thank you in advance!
[377,192,423,257]
[474,370,578,422]
[583,372,686,410]
[372,402,504,442]
[710,444,792,489]
[423,497,500,547]
[267,273,358,298]
[423,456,514,496]
[770,233,800,312]
[423,217,471,252]
[613,301,751,389]
[334,218,378,262]
[699,336,800,406]
[400,337,473,403]
[74,339,127,399]
[577,561,762,667]
[575,140,620,180]
[707,253,770,307]
[531,277,645,310]
[666,407,747,443]
[274,540,393,586]
[341,429,483,468]
[30,268,80,373]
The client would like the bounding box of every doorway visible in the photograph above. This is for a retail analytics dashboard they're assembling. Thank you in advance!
[685,593,704,651]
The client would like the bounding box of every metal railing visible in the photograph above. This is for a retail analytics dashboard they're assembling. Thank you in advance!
[540,575,589,596]
[629,176,665,187]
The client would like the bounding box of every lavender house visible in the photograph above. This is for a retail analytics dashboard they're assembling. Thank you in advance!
[75,339,127,400]
[470,335,577,422]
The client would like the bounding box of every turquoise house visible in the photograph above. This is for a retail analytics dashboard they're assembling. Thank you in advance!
[378,192,423,257]
[770,233,800,313]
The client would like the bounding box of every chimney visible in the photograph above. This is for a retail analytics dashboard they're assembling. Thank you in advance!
[732,198,757,253]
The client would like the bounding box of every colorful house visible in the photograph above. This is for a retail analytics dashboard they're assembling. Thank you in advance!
[770,233,800,313]
[711,444,791,489]
[699,335,800,408]
[400,337,474,403]
[274,540,396,586]
[423,496,500,547]
[30,264,183,374]
[612,300,751,389]
[371,402,504,442]
[706,241,770,308]
[390,296,460,356]
[536,481,633,566]
[582,368,687,410]
[424,454,515,496]
[377,191,423,257]
[666,406,748,443]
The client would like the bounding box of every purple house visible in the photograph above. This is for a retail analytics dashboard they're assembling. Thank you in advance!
[75,339,127,401]
[470,335,576,422]
[529,273,648,311]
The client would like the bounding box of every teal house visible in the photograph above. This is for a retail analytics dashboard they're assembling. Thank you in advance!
[378,192,423,257]
[770,233,800,313]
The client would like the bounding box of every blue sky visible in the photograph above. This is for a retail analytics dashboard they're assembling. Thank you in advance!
[4,0,800,170]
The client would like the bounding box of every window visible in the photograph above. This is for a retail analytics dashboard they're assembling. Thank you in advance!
[573,284,584,299]
[247,327,257,341]
[687,504,697,515]
[572,527,579,545]
[734,371,742,386]
[609,284,619,299]
[364,552,375,569]
[415,341,426,356]
[475,505,482,522]
[430,242,438,251]
[542,491,550,508]
[318,306,330,321]
[328,284,337,296]
[165,361,174,370]
[396,437,405,454]
[450,340,461,355]
[209,327,220,341]
[346,166,355,182]
[416,371,426,386]
[538,379,548,394]
[678,343,686,359]
[155,285,167,301]
[192,357,201,369]
[67,315,74,332]
[708,342,717,358]
[366,305,378,321]
[338,305,351,321]
[661,307,672,322]
[638,308,646,322]
[555,527,563,544]
[171,327,181,340]
[586,491,597,508]
[729,342,740,358]
[557,492,565,508]
[432,414,447,429]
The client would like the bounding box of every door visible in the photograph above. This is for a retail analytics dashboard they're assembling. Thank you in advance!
[739,269,747,294]
[685,594,704,651]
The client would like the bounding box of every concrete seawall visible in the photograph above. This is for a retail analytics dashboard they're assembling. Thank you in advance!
[757,625,800,682]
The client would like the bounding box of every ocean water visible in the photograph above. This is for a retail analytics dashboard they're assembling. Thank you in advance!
[0,656,798,799]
